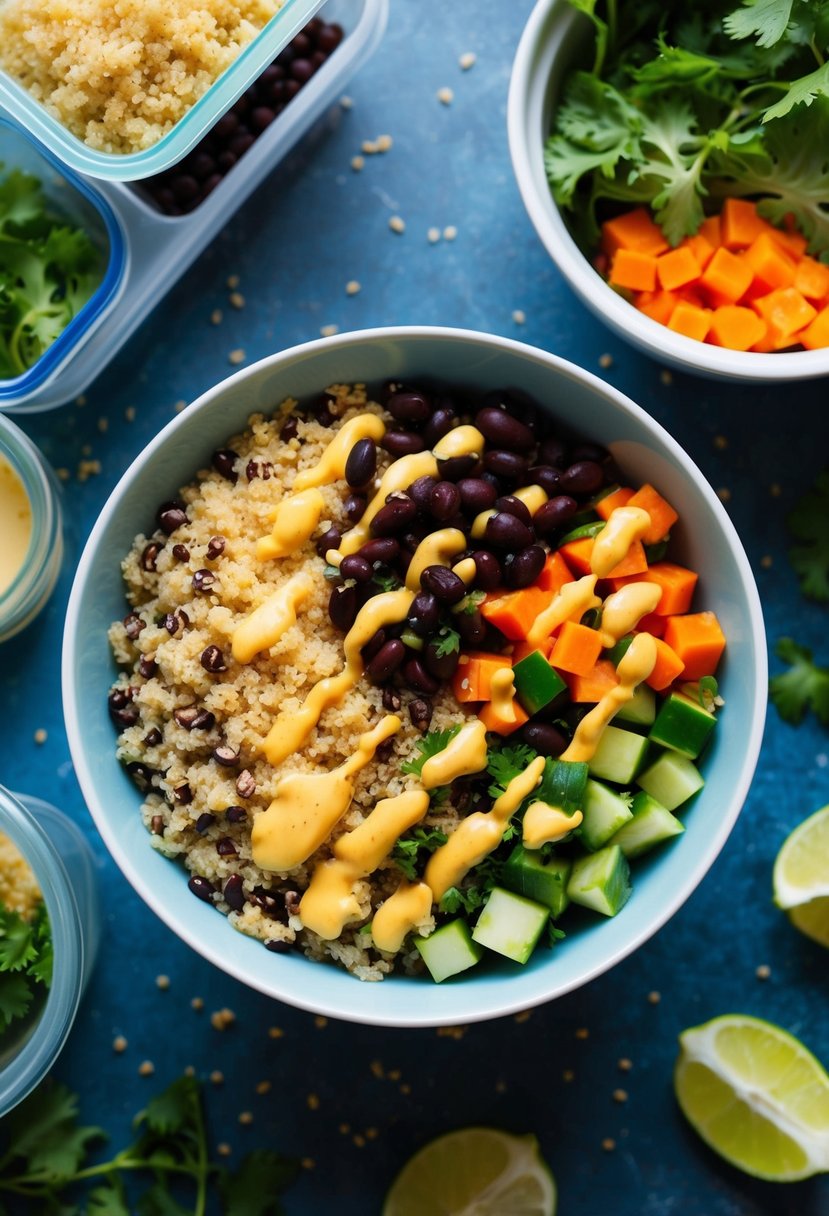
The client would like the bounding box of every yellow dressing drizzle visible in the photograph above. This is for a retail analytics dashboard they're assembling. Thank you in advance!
[526,575,601,647]
[252,715,401,870]
[432,425,485,461]
[425,756,545,900]
[512,484,548,515]
[0,454,32,595]
[561,632,657,763]
[337,451,438,555]
[293,413,386,490]
[231,572,314,664]
[405,527,466,591]
[523,804,583,850]
[255,488,324,561]
[419,719,488,790]
[372,881,434,953]
[599,581,662,647]
[590,506,651,578]
[452,556,478,586]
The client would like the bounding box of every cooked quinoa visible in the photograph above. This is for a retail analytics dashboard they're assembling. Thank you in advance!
[0,0,282,154]
[0,832,42,920]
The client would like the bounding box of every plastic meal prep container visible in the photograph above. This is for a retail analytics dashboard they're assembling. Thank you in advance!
[1,0,387,415]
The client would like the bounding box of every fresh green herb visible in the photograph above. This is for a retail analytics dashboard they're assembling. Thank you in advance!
[785,470,829,603]
[438,885,486,915]
[0,1074,297,1214]
[400,726,462,779]
[770,638,829,726]
[322,563,341,580]
[0,169,103,377]
[0,899,51,1037]
[546,922,567,948]
[698,675,720,711]
[392,826,449,880]
[371,568,402,593]
[453,590,486,615]
[487,742,539,799]
[434,627,461,657]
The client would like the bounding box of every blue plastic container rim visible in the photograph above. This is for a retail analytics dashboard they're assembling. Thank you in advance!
[0,0,326,181]
[0,117,126,403]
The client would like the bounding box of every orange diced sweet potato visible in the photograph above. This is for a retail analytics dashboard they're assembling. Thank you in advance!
[770,225,808,259]
[610,248,658,292]
[451,652,509,702]
[798,306,829,350]
[752,287,817,339]
[595,486,634,521]
[699,216,721,248]
[537,551,575,594]
[607,562,698,615]
[794,256,829,302]
[558,536,648,580]
[699,247,753,305]
[720,198,770,249]
[480,586,550,641]
[708,305,767,351]
[478,697,529,736]
[656,245,701,291]
[549,620,603,676]
[626,484,679,545]
[602,208,670,257]
[645,637,685,691]
[663,611,726,680]
[744,232,796,292]
[635,290,678,324]
[684,232,716,270]
[667,301,711,342]
[564,659,620,704]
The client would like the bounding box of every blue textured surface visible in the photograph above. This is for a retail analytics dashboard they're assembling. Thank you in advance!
[2,1,829,1212]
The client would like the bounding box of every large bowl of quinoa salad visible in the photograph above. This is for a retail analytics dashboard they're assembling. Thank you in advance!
[62,327,766,1026]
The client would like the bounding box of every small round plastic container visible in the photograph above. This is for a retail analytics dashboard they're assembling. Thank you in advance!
[0,414,63,641]
[0,787,100,1116]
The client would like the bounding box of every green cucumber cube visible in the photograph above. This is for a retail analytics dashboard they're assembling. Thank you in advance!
[615,682,656,727]
[501,845,572,918]
[637,750,704,811]
[581,778,634,852]
[539,758,589,816]
[649,692,716,759]
[472,887,549,964]
[415,920,483,983]
[567,845,631,917]
[610,792,685,858]
[512,650,567,715]
[588,724,649,784]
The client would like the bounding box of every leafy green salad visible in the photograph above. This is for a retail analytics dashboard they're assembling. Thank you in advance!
[0,896,52,1040]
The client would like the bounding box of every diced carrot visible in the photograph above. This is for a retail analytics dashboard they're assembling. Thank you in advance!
[769,225,808,259]
[607,562,698,615]
[610,248,658,292]
[536,551,575,594]
[667,301,711,342]
[480,586,549,641]
[645,637,685,691]
[663,611,726,680]
[636,612,666,638]
[699,216,721,248]
[794,256,829,302]
[720,198,769,250]
[799,306,829,350]
[595,486,634,521]
[510,639,553,665]
[558,536,648,580]
[564,659,619,704]
[602,208,670,258]
[684,232,715,270]
[699,247,753,305]
[656,245,701,291]
[744,232,796,292]
[549,620,603,676]
[478,697,529,736]
[750,326,803,353]
[626,483,679,544]
[752,288,817,339]
[451,652,509,703]
[635,289,679,324]
[707,305,767,352]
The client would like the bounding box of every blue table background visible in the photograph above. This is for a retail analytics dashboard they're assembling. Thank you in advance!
[2,1,829,1212]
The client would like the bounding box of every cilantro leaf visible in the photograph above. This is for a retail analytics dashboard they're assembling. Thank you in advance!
[392,826,448,880]
[487,742,539,799]
[544,72,642,207]
[2,1080,104,1182]
[434,627,460,657]
[787,469,829,601]
[770,638,829,725]
[400,726,461,778]
[140,1076,200,1136]
[221,1150,299,1216]
[723,0,795,48]
[636,101,709,245]
[764,61,829,121]
[0,972,31,1030]
[455,590,486,615]
[87,1181,130,1216]
[0,904,37,972]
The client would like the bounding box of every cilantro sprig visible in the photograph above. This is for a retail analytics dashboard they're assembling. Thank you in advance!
[0,900,52,1036]
[392,826,449,880]
[770,638,829,727]
[400,726,461,779]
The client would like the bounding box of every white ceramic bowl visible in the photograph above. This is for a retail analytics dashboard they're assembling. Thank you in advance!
[62,326,766,1026]
[508,0,829,382]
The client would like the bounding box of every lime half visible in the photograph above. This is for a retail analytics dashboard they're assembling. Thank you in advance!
[675,1014,829,1181]
[773,804,829,947]
[382,1127,556,1216]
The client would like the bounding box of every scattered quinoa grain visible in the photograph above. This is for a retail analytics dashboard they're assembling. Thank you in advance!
[660,369,673,385]
[155,974,170,990]
[339,1122,350,1134]
[210,1070,224,1085]
[443,225,457,241]
[389,215,406,234]
[770,482,782,497]
[376,134,393,152]
[238,1111,253,1125]
[351,155,364,171]
[512,309,526,325]
[514,1010,532,1024]
[598,353,613,369]
[346,280,361,296]
[340,95,353,109]
[370,1060,384,1079]
[618,1058,633,1072]
[217,1143,232,1157]
[229,292,245,310]
[228,349,246,366]
[314,1015,328,1029]
[56,467,70,481]
[717,487,732,502]
[97,417,108,433]
[714,434,728,450]
[437,86,454,105]
[353,1134,366,1148]
[210,1007,236,1031]
[307,1093,320,1111]
[191,997,204,1011]
[495,1079,507,1093]
[387,1069,401,1082]
[366,1127,379,1140]
[562,1069,575,1082]
[647,990,661,1005]
[320,324,339,338]
[210,309,223,325]
[76,395,87,407]
[756,963,771,980]
[361,138,378,154]
[268,1026,284,1039]
[226,276,240,291]
[760,554,773,568]
[33,729,47,745]
[256,1080,271,1095]
[575,1027,590,1040]
[125,406,136,421]
[173,399,187,413]
[613,1089,628,1103]
[427,227,441,244]
[77,459,101,482]
[113,1035,128,1053]
[602,1138,616,1152]
[400,1083,411,1095]
[301,1157,315,1170]
[138,1060,155,1077]
[459,51,476,70]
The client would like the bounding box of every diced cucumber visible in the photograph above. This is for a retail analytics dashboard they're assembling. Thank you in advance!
[537,758,589,816]
[615,682,656,727]
[501,845,572,918]
[581,778,634,851]
[567,845,631,917]
[472,887,549,964]
[604,635,633,666]
[415,920,483,983]
[649,692,716,759]
[637,750,704,811]
[558,518,603,543]
[512,650,567,715]
[610,792,684,858]
[588,724,649,784]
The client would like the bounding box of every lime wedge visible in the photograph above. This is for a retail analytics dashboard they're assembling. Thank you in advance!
[382,1127,556,1216]
[773,804,829,947]
[674,1014,829,1181]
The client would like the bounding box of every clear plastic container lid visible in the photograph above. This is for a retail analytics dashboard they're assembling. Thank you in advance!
[0,0,326,181]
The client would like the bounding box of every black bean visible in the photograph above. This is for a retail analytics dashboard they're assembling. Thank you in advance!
[340,554,373,583]
[425,638,460,681]
[195,812,214,833]
[387,390,431,424]
[280,416,298,442]
[429,480,462,522]
[265,939,291,953]
[329,583,358,632]
[212,450,238,481]
[403,658,440,695]
[484,450,529,481]
[494,495,532,526]
[213,745,239,766]
[284,890,301,917]
[316,526,342,557]
[308,392,336,424]
[236,769,256,798]
[206,535,225,560]
[406,590,440,636]
[366,639,406,684]
[127,761,155,791]
[157,501,188,534]
[533,496,578,537]
[422,407,457,446]
[540,437,567,468]
[362,629,387,663]
[382,686,402,712]
[471,549,502,589]
[192,568,216,593]
[344,493,367,523]
[172,543,190,562]
[188,875,215,903]
[317,21,343,51]
[345,437,377,488]
[571,442,609,464]
[504,545,546,589]
[108,688,138,729]
[371,494,417,537]
[223,874,245,912]
[437,454,479,481]
[559,460,604,496]
[522,721,567,757]
[144,727,162,747]
[163,609,188,636]
[408,474,438,512]
[409,697,433,733]
[359,537,400,565]
[226,805,247,823]
[382,431,425,457]
[174,706,215,730]
[458,609,487,646]
[173,784,193,805]
[475,406,535,452]
[124,612,143,640]
[527,465,561,496]
[151,815,165,835]
[420,565,466,604]
[138,654,158,679]
[217,837,238,857]
[141,542,162,572]
[458,477,497,513]
[485,511,534,551]
[201,645,227,673]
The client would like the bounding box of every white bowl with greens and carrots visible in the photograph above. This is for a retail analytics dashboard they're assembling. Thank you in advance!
[508,0,829,380]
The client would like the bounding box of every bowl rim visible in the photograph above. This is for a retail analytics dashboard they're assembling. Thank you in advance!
[62,325,768,1026]
[507,0,829,382]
